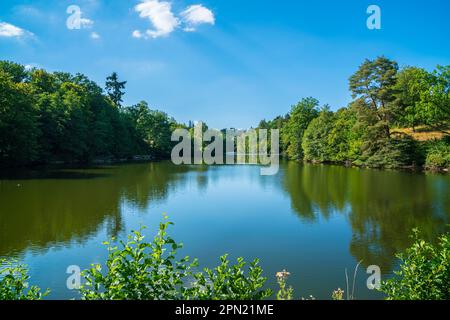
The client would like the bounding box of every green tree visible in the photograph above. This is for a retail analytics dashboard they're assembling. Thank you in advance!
[302,106,335,162]
[0,61,29,83]
[349,56,399,138]
[57,82,90,161]
[393,67,431,130]
[327,107,360,162]
[30,69,56,94]
[127,101,173,158]
[417,66,450,132]
[105,72,127,108]
[282,97,319,160]
[0,70,40,165]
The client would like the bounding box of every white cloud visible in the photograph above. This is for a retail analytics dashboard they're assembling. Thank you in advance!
[134,0,179,39]
[132,30,144,38]
[180,4,215,31]
[90,31,100,39]
[24,63,40,71]
[0,22,31,38]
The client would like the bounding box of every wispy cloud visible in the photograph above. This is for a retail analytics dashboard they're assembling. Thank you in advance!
[0,21,33,38]
[134,0,179,39]
[133,1,215,39]
[90,31,100,39]
[132,30,144,38]
[24,63,41,71]
[180,5,215,31]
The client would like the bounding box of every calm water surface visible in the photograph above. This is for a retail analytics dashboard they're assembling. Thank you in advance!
[0,161,449,299]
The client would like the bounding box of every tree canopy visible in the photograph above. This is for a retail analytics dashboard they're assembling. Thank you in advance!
[259,57,449,170]
[0,61,178,166]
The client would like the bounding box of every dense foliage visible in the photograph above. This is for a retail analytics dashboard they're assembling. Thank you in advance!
[80,217,272,300]
[258,57,450,170]
[0,61,177,166]
[380,230,450,300]
[424,138,450,170]
[0,259,48,300]
[282,97,319,160]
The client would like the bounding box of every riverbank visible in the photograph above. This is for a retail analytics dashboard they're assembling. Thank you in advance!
[0,155,155,169]
[1,155,448,175]
[303,159,449,174]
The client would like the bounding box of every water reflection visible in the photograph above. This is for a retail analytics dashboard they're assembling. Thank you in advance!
[281,162,450,271]
[0,161,449,295]
[0,163,195,257]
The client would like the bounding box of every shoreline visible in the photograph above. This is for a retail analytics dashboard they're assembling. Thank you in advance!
[1,157,448,175]
[300,159,449,174]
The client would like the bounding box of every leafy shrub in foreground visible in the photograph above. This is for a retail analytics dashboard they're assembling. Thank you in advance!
[0,259,49,300]
[80,218,196,300]
[184,255,271,300]
[380,230,450,300]
[80,216,272,300]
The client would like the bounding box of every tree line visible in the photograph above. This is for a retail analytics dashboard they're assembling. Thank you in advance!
[0,61,182,166]
[258,57,450,170]
[1,57,449,170]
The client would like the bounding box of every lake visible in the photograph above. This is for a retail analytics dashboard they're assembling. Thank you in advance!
[0,161,449,299]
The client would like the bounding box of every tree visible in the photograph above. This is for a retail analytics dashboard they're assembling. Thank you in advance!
[418,66,450,133]
[393,67,431,131]
[0,60,183,166]
[56,82,90,161]
[393,65,449,134]
[127,101,173,158]
[282,97,319,160]
[349,56,399,137]
[302,106,335,162]
[0,61,29,83]
[105,72,127,108]
[327,107,360,162]
[30,69,56,94]
[0,70,40,165]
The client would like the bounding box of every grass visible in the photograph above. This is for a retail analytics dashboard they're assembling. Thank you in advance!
[392,126,449,142]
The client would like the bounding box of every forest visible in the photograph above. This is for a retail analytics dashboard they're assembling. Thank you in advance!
[0,60,181,166]
[258,57,450,171]
[1,56,449,170]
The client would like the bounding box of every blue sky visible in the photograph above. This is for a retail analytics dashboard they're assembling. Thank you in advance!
[0,0,449,129]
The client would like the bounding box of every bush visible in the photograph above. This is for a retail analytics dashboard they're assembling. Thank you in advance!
[0,259,49,300]
[380,230,450,300]
[358,135,419,169]
[425,139,450,169]
[80,216,272,300]
[184,255,271,300]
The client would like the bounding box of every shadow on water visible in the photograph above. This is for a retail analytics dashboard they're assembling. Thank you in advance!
[0,162,195,257]
[281,161,450,271]
[0,160,449,297]
[0,165,115,180]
